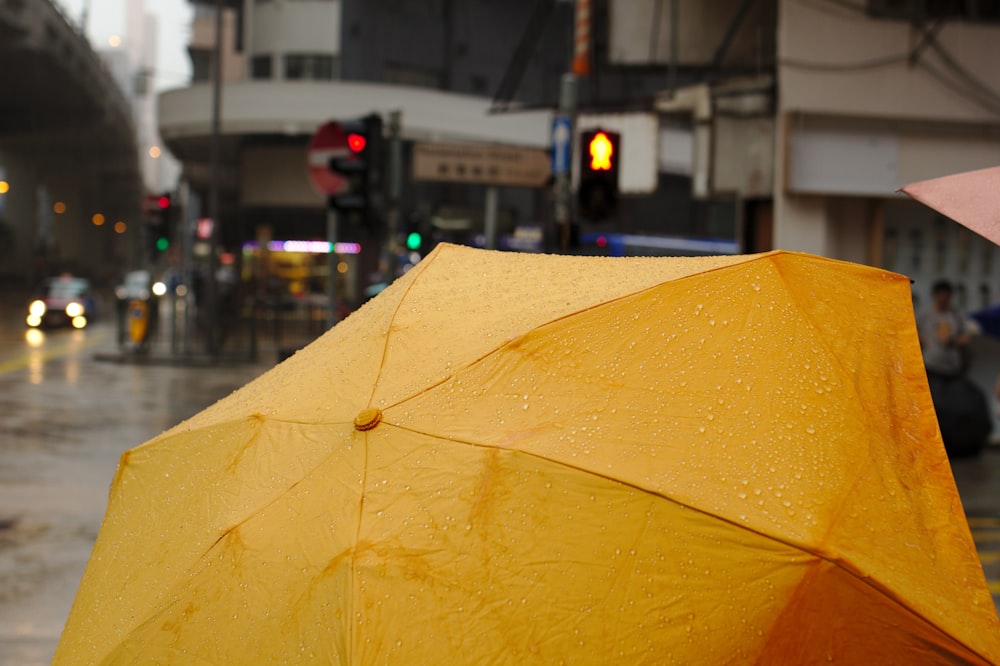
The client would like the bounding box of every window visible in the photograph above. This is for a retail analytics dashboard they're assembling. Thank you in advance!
[190,50,212,83]
[251,55,273,80]
[284,54,336,81]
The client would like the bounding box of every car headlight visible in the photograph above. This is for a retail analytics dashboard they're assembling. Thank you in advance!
[65,302,84,317]
[29,299,46,316]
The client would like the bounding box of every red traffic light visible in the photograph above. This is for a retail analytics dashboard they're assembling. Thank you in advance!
[347,133,367,153]
[588,132,614,171]
[158,195,171,209]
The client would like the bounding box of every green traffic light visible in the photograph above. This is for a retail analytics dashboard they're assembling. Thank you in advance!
[156,237,169,251]
[406,231,422,251]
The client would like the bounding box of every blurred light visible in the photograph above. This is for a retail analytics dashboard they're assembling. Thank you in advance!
[92,213,105,226]
[158,195,171,209]
[26,314,41,327]
[29,300,46,316]
[53,201,66,214]
[220,252,235,265]
[406,232,422,251]
[337,261,349,274]
[347,133,366,153]
[259,240,362,255]
[196,217,213,240]
[0,181,9,194]
[71,316,87,329]
[176,284,188,297]
[156,237,169,251]
[114,221,127,234]
[25,328,44,346]
[596,235,608,248]
[65,302,84,318]
[149,146,162,158]
[152,282,167,297]
[108,35,121,47]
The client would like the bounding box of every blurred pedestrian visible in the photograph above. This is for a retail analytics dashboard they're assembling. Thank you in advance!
[916,279,972,377]
[916,279,991,457]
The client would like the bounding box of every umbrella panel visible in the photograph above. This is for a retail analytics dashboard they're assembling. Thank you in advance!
[54,247,1000,665]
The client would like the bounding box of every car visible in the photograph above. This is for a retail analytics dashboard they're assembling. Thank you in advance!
[26,275,97,329]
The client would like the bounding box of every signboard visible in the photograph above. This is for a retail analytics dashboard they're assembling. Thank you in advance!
[412,142,550,187]
[551,115,572,175]
[306,121,352,196]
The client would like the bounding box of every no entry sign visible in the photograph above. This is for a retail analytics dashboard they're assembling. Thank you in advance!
[307,121,352,196]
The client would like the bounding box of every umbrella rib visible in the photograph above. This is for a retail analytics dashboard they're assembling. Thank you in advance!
[364,247,448,409]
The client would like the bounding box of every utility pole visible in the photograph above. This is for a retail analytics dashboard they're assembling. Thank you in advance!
[384,110,403,281]
[554,74,577,252]
[205,0,224,356]
[554,0,590,251]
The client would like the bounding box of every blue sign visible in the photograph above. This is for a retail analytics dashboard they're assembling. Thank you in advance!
[551,116,572,175]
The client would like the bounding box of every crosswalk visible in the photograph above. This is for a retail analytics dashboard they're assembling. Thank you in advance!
[967,515,1000,603]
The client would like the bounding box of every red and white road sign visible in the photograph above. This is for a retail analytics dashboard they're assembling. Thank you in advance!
[307,121,353,196]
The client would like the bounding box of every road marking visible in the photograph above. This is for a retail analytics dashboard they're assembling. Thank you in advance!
[0,329,110,376]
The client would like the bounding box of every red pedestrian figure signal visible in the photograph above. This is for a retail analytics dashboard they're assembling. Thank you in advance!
[347,133,367,153]
[588,132,614,171]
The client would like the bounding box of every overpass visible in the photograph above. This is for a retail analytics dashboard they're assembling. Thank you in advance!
[0,0,143,286]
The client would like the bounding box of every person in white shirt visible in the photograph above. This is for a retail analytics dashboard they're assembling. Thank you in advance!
[916,279,972,377]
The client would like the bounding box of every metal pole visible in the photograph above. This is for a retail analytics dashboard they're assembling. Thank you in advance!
[484,186,499,250]
[326,208,339,329]
[555,73,577,252]
[385,110,402,280]
[205,0,224,356]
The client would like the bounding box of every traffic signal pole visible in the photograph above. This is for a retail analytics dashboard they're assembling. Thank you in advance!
[385,111,403,280]
[555,73,578,252]
[326,207,339,329]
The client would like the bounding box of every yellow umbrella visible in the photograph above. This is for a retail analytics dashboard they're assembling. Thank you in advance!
[55,245,1000,664]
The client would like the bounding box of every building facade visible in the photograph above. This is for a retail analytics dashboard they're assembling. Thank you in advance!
[159,0,1000,310]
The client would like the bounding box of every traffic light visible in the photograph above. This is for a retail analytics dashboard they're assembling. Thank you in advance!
[327,114,384,231]
[577,128,620,222]
[154,193,172,251]
[406,231,423,251]
[144,191,173,258]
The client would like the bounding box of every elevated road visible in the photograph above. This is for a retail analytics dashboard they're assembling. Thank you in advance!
[0,0,142,284]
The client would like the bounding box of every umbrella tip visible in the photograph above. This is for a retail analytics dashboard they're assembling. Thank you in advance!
[354,408,383,431]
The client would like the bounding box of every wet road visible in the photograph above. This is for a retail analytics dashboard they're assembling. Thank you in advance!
[0,316,271,665]
[2,304,1000,663]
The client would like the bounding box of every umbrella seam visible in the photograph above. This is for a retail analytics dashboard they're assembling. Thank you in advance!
[364,246,448,409]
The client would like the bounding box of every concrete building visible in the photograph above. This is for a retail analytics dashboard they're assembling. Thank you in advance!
[159,0,1000,309]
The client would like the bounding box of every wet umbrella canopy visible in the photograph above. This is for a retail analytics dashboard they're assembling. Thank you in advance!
[901,166,1000,246]
[55,246,1000,664]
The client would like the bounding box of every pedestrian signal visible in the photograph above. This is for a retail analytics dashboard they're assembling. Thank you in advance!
[578,128,620,222]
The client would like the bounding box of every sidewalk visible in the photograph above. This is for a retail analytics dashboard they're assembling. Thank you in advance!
[94,301,326,369]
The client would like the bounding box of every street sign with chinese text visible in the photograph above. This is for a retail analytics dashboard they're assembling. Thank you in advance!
[412,142,550,187]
